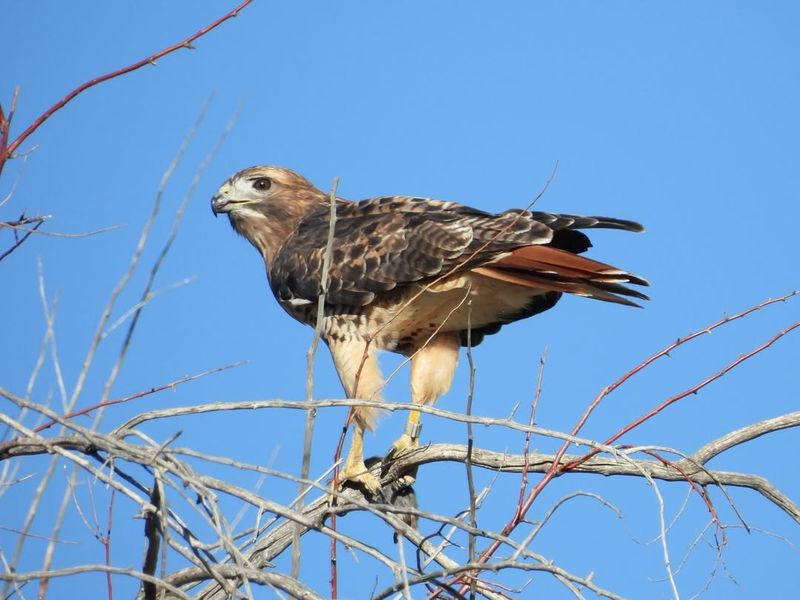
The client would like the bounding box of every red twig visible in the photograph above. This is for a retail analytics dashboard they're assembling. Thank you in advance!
[0,0,253,175]
[0,104,6,144]
[0,92,12,173]
[515,352,546,524]
[570,290,798,441]
[482,317,800,572]
[328,410,354,600]
[33,362,242,433]
[639,448,727,544]
[103,488,116,600]
[330,525,338,600]
[564,318,800,471]
[442,294,799,596]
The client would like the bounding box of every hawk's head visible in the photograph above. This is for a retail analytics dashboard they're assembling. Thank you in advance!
[211,165,327,263]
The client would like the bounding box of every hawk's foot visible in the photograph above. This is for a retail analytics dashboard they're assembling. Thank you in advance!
[388,433,420,458]
[381,436,420,486]
[382,433,421,481]
[339,460,381,496]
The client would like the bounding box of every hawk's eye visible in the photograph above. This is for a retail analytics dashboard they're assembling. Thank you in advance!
[252,177,272,191]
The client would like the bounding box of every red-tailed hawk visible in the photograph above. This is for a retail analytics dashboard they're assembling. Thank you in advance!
[211,166,647,493]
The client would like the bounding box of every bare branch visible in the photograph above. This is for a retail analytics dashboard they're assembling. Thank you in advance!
[692,411,800,465]
[95,96,220,427]
[33,362,244,434]
[1,220,120,238]
[0,564,192,599]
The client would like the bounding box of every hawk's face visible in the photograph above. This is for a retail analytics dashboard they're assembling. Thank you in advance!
[211,165,327,263]
[211,166,310,218]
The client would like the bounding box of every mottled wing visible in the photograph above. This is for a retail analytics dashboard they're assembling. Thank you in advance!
[270,195,644,308]
[270,197,477,307]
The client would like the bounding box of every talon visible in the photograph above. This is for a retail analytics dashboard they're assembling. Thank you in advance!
[340,462,381,495]
[397,473,416,486]
[382,433,421,480]
[387,433,419,460]
[381,431,422,484]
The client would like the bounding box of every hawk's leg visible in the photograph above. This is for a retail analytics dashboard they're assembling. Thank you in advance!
[386,333,460,480]
[341,420,379,493]
[328,338,385,495]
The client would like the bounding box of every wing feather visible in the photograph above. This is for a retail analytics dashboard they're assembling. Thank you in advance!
[270,196,646,309]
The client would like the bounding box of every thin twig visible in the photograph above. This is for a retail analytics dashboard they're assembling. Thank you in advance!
[295,177,338,581]
[67,102,204,417]
[0,214,46,261]
[1,221,119,238]
[38,465,79,599]
[0,565,193,600]
[453,294,800,591]
[565,319,800,471]
[95,96,223,426]
[1,265,62,600]
[570,290,798,445]
[1,0,254,172]
[516,351,547,523]
[464,301,478,599]
[0,88,19,177]
[34,362,243,433]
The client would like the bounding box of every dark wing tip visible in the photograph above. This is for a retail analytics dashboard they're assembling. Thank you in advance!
[546,214,646,233]
[627,220,646,233]
[590,217,645,233]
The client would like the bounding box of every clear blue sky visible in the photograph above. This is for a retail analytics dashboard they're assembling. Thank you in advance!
[2,2,799,598]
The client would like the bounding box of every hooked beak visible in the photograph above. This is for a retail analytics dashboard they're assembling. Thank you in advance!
[211,193,227,217]
[212,182,261,217]
[211,182,235,217]
[212,195,257,217]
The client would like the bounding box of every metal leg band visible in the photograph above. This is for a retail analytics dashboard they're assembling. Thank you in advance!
[405,422,422,440]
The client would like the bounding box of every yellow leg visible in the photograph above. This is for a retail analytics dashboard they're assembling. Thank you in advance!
[328,338,385,494]
[340,419,381,494]
[388,333,460,464]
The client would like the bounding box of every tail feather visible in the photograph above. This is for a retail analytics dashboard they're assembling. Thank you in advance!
[473,245,649,307]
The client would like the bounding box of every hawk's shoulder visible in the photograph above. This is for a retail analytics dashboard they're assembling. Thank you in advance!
[270,196,480,309]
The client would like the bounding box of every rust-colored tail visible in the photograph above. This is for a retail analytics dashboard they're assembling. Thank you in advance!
[473,245,649,307]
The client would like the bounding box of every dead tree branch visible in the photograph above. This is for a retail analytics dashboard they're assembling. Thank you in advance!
[2,392,797,599]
